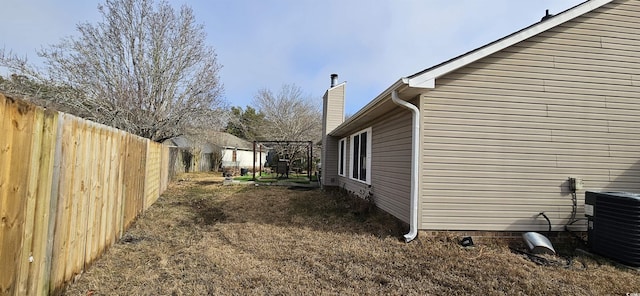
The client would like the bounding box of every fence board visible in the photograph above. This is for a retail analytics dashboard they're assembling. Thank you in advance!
[123,134,145,230]
[28,109,58,296]
[43,114,64,295]
[145,141,161,209]
[83,122,97,268]
[0,94,15,295]
[66,118,83,282]
[123,135,135,229]
[0,97,37,295]
[161,145,170,192]
[16,106,44,295]
[105,128,119,246]
[75,120,93,278]
[50,114,78,292]
[115,131,126,240]
[95,126,108,262]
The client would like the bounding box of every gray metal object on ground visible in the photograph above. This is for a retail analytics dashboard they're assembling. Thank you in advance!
[522,232,556,255]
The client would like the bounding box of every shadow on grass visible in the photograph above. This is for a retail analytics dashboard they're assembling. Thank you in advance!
[168,197,227,227]
[196,180,223,186]
[214,184,409,240]
[163,172,407,240]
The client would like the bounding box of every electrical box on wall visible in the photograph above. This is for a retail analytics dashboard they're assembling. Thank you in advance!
[568,177,584,192]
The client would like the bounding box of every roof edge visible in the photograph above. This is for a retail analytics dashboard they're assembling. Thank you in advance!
[408,0,613,84]
[328,79,407,136]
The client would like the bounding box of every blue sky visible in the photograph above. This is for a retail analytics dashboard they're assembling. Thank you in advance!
[1,0,584,115]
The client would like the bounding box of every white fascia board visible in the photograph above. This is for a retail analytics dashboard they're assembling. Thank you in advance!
[408,0,613,86]
[406,76,435,89]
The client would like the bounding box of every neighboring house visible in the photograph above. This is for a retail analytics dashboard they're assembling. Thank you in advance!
[321,0,640,241]
[212,132,268,171]
[164,136,217,172]
[165,132,268,173]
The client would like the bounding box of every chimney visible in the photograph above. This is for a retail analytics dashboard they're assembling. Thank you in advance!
[321,73,345,187]
[330,74,338,87]
[324,73,344,135]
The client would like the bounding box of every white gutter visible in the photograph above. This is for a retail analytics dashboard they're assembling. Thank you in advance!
[391,90,419,243]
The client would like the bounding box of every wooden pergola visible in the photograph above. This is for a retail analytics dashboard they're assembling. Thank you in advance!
[252,140,314,180]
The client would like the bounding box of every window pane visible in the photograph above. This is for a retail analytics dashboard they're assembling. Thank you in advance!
[360,132,367,181]
[352,135,360,179]
[339,140,344,175]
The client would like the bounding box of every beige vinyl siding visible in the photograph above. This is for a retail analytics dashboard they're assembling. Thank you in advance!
[323,84,345,134]
[420,0,640,231]
[337,106,413,223]
[323,136,339,186]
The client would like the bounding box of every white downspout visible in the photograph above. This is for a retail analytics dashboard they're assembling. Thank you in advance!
[391,90,420,242]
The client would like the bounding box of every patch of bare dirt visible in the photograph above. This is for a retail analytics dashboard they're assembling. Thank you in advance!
[63,172,640,295]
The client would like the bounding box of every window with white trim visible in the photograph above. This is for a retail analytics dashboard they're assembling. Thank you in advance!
[338,138,346,177]
[349,128,371,184]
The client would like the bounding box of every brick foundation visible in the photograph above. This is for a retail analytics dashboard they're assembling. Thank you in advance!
[418,230,587,249]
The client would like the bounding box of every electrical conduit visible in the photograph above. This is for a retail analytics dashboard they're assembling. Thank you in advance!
[391,90,419,242]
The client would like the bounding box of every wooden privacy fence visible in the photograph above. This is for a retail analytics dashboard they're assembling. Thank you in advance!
[0,93,173,295]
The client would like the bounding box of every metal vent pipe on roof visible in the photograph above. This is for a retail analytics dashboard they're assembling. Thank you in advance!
[330,74,338,87]
[541,9,554,21]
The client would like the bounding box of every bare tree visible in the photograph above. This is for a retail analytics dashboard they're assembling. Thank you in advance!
[0,0,226,142]
[253,84,322,171]
[0,74,87,113]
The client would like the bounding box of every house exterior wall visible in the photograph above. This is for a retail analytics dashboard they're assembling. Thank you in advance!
[419,0,640,231]
[221,148,266,169]
[323,135,339,186]
[336,105,413,223]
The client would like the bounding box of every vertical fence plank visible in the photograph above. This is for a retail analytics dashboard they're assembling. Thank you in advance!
[160,145,169,193]
[16,107,44,295]
[143,140,151,210]
[100,128,111,252]
[144,141,161,209]
[90,123,105,263]
[28,109,58,296]
[44,113,64,295]
[122,134,145,230]
[151,142,160,204]
[101,128,112,249]
[122,134,133,230]
[50,114,78,292]
[116,131,127,239]
[65,118,82,283]
[137,138,147,217]
[81,123,95,267]
[104,128,119,246]
[0,97,36,296]
[0,93,13,295]
[115,130,126,238]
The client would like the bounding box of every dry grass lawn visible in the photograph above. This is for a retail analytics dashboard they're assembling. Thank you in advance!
[63,172,640,295]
